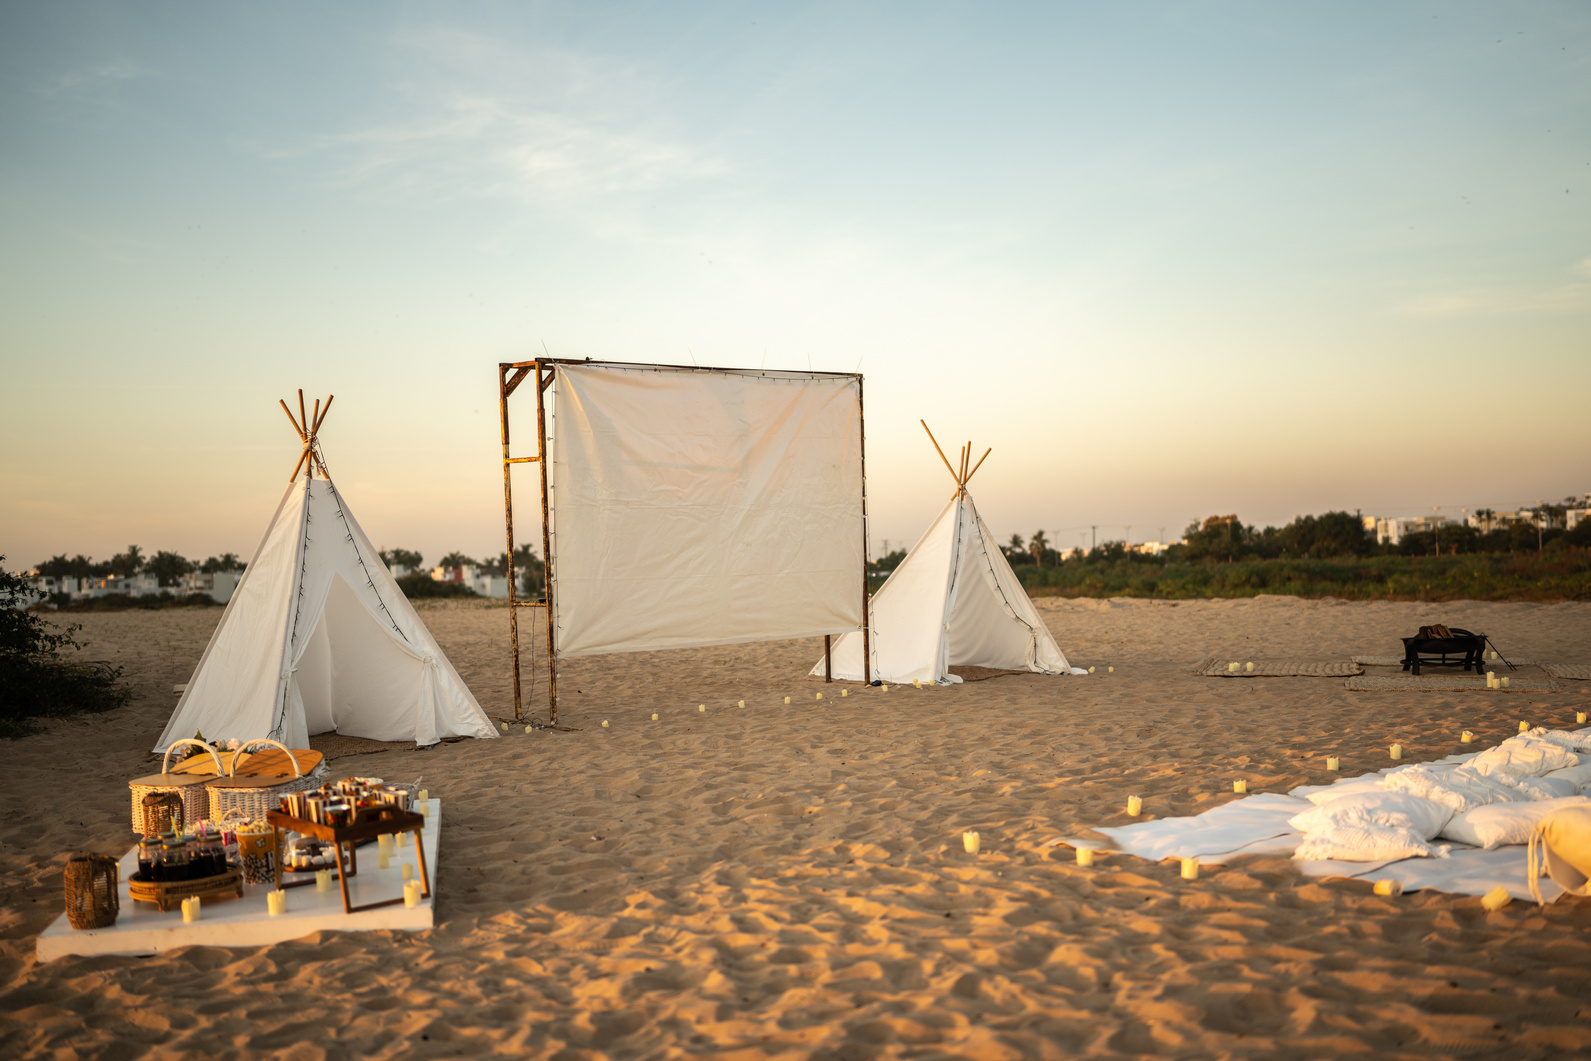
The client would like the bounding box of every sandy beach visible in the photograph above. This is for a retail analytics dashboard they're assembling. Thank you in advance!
[4,595,1591,1058]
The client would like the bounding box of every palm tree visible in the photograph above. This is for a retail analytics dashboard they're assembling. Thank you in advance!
[1030,530,1050,569]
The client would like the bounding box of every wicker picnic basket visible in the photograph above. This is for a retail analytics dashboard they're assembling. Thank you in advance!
[64,852,119,930]
[128,739,225,834]
[205,739,318,822]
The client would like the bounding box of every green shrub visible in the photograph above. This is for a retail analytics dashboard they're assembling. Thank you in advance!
[0,558,132,739]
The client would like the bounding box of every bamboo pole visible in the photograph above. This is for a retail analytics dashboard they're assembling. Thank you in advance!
[499,364,523,722]
[280,400,305,440]
[536,363,557,724]
[921,421,958,484]
[312,395,334,435]
[964,447,992,486]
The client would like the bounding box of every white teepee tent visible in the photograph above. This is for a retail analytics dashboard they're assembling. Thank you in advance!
[812,425,1083,686]
[154,393,498,752]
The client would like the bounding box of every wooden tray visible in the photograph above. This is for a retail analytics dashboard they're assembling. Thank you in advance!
[128,868,244,913]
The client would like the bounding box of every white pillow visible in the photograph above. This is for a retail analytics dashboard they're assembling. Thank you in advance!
[1530,777,1581,799]
[1544,762,1591,789]
[1440,795,1591,850]
[1467,736,1580,779]
[1290,790,1452,838]
[1290,790,1453,862]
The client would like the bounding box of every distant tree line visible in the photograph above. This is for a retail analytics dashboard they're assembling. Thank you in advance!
[32,546,246,585]
[377,544,545,599]
[1002,507,1591,568]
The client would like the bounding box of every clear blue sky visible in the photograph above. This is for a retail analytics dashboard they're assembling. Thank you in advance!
[3,2,1588,568]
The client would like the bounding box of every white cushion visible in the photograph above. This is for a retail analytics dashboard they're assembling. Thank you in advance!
[1290,790,1453,862]
[1544,762,1591,789]
[1441,795,1591,850]
[1380,764,1535,814]
[1530,777,1580,799]
[1466,735,1580,779]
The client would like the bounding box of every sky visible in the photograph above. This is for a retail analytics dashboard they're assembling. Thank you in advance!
[2,1,1588,570]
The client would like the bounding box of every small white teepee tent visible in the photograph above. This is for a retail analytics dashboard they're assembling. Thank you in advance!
[813,424,1084,686]
[154,392,498,752]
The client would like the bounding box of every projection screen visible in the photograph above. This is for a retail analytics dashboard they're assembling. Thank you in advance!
[548,362,865,657]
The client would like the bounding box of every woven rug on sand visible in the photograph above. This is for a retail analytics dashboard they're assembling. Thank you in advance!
[1344,674,1564,692]
[309,733,409,760]
[1353,654,1537,667]
[1194,657,1362,678]
[1542,662,1591,681]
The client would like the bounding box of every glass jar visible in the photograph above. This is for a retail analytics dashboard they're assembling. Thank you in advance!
[137,837,161,880]
[193,827,226,877]
[157,838,190,882]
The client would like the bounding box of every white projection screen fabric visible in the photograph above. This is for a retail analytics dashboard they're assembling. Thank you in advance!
[549,363,865,657]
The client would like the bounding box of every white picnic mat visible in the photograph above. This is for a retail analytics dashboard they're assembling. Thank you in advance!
[1063,749,1569,903]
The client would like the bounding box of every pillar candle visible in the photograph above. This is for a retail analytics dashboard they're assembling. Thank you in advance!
[525,726,532,734]
[417,789,428,803]
[962,831,980,854]
[316,869,332,892]
[418,803,429,816]
[404,879,422,908]
[651,713,659,721]
[1390,744,1403,760]
[1462,731,1474,743]
[738,700,745,708]
[402,863,413,881]
[1076,847,1094,866]
[378,848,391,870]
[182,897,200,923]
[1108,666,1114,673]
[1327,756,1340,771]
[1127,795,1142,816]
[913,679,921,688]
[1373,879,1401,897]
[267,890,286,916]
[1088,666,1096,674]
[1180,857,1199,880]
[1245,662,1254,673]
[1481,886,1511,911]
[815,693,823,700]
[783,697,790,704]
[1233,780,1247,794]
[500,722,508,733]
[1501,677,1510,689]
[840,690,847,698]
[698,704,706,712]
[1578,712,1587,724]
[882,685,889,692]
[1519,720,1530,732]
[601,720,609,728]
[1487,671,1496,685]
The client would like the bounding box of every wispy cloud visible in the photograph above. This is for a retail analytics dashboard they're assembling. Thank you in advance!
[1400,257,1591,315]
[42,60,144,96]
[255,26,727,215]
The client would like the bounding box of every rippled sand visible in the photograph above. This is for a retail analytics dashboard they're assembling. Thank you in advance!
[3,596,1590,1058]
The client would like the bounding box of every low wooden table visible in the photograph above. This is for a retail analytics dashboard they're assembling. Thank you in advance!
[265,807,430,914]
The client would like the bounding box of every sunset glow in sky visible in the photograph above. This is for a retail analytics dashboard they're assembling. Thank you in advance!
[3,2,1588,569]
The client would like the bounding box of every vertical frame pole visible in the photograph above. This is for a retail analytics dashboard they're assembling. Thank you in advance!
[499,365,523,722]
[536,362,558,725]
[857,374,872,685]
[824,634,832,683]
